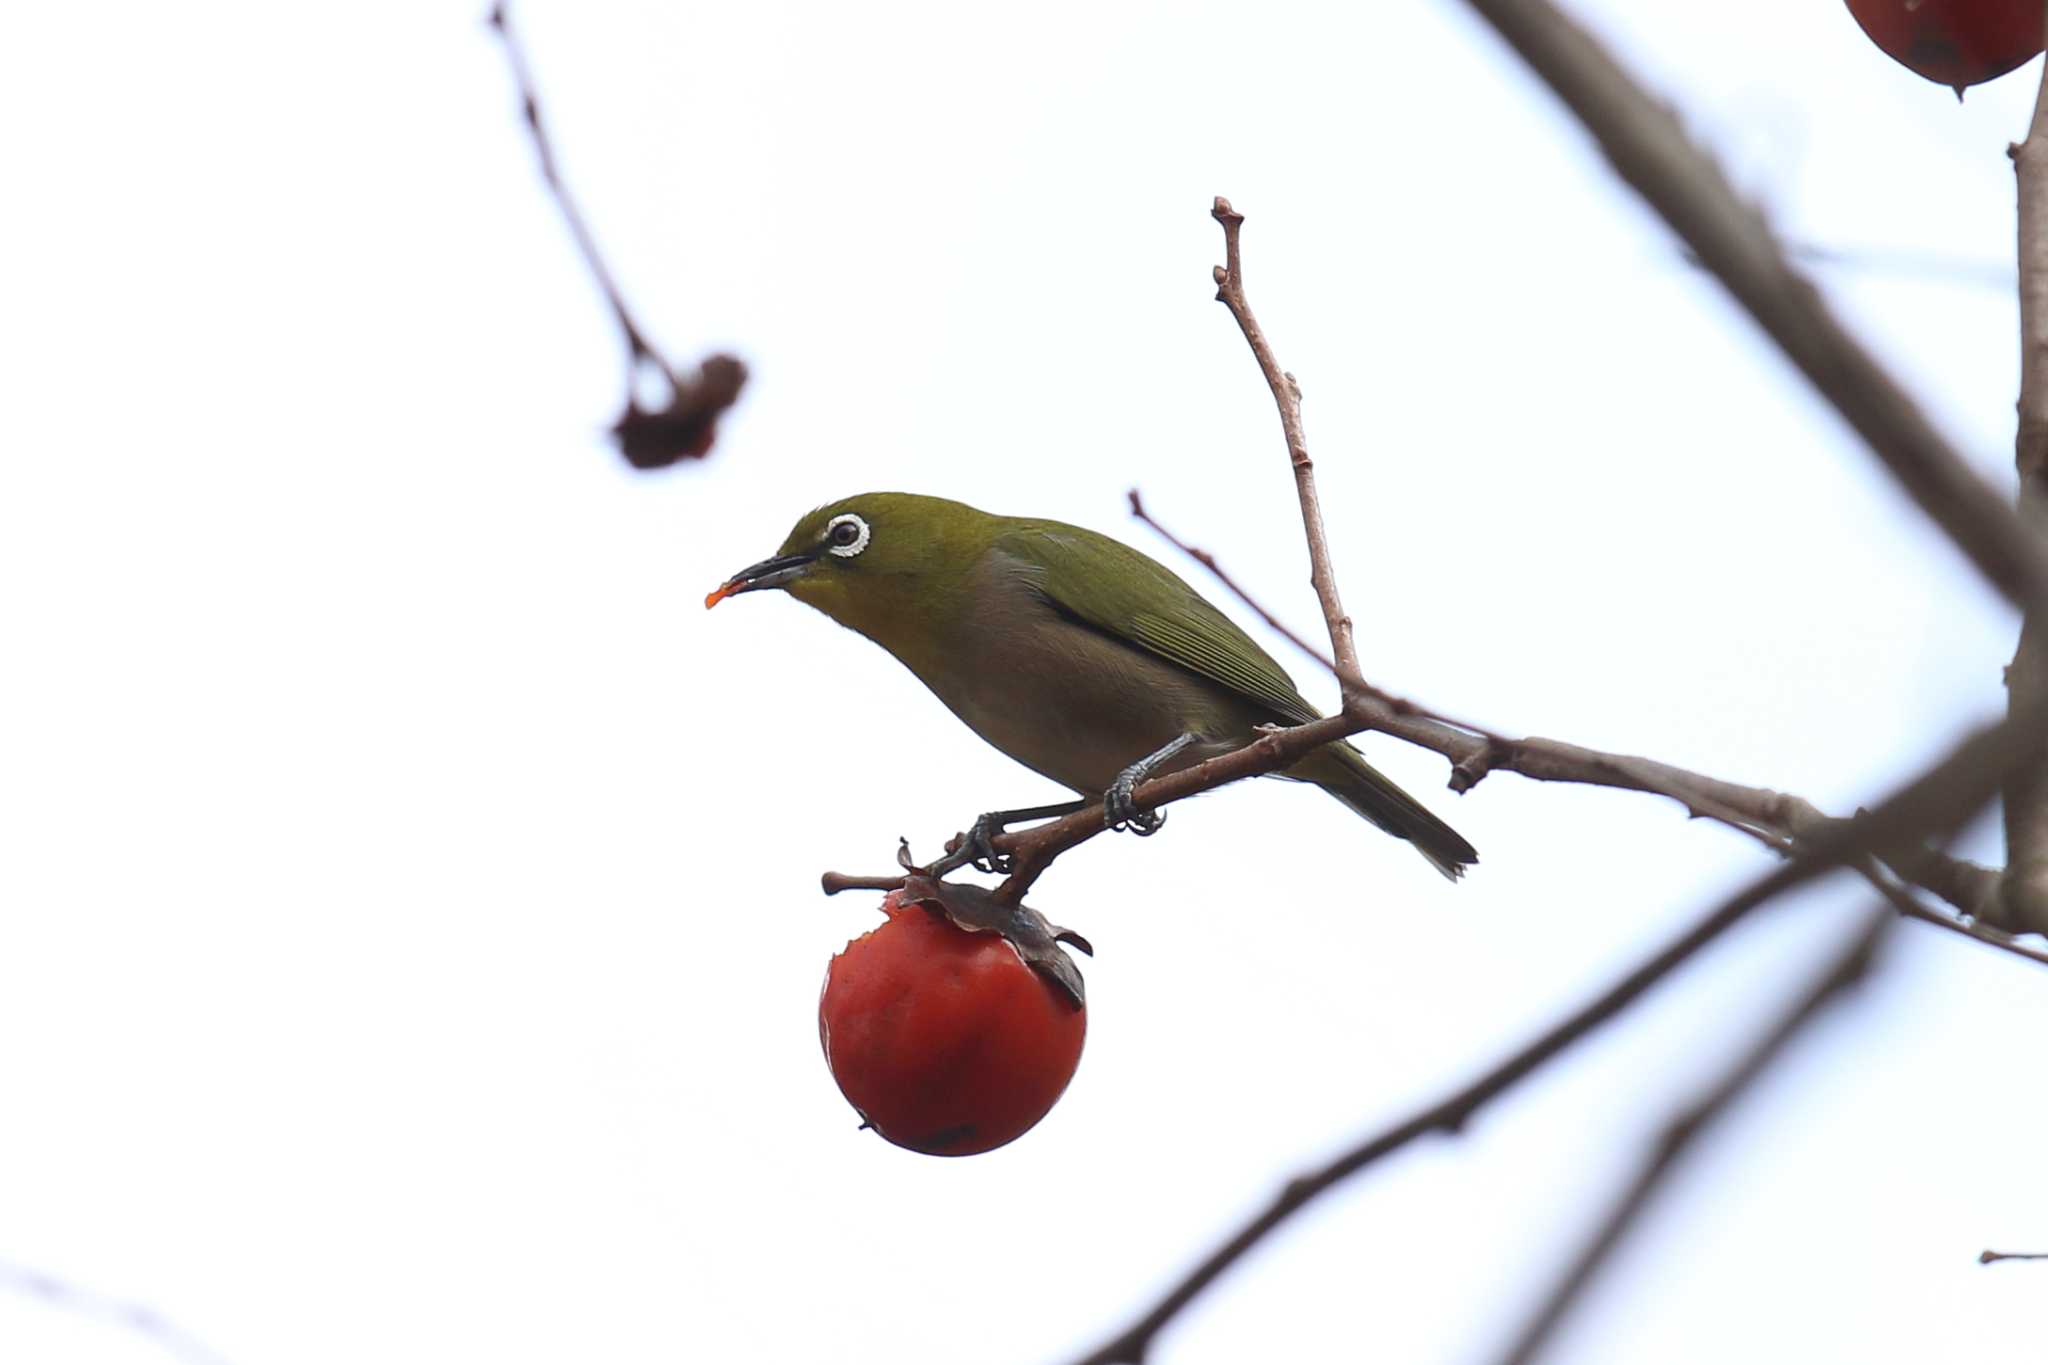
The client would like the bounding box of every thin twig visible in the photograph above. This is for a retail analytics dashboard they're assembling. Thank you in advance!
[1494,908,1891,1364]
[489,1,670,383]
[1129,488,1335,673]
[1886,875,2048,966]
[1980,1249,2048,1264]
[1069,713,2040,1365]
[1208,198,1366,695]
[489,2,747,469]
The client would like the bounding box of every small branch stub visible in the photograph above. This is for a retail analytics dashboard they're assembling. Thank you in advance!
[2000,41,2048,932]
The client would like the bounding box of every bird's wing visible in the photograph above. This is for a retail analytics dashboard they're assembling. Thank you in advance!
[994,523,1321,726]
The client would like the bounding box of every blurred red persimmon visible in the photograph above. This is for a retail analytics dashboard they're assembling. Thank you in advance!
[819,891,1086,1157]
[1846,0,2046,93]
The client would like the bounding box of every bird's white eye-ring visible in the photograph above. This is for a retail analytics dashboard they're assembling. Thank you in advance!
[825,512,870,558]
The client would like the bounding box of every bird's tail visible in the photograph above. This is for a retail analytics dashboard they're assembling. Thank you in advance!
[1292,742,1477,881]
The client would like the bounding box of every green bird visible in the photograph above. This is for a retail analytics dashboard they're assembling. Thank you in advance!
[706,492,1476,880]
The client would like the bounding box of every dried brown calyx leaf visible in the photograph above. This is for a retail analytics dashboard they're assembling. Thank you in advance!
[896,871,1092,1009]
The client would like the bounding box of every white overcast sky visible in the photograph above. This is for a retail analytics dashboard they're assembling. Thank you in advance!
[4,2,2047,1362]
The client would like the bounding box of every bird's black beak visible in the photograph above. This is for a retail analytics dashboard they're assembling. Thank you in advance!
[704,551,819,608]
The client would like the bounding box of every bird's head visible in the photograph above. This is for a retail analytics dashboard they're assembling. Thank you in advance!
[705,492,994,647]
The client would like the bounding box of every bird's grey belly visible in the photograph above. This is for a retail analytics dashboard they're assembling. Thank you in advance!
[919,613,1245,795]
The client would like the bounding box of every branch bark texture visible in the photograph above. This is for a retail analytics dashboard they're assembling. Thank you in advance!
[2003,37,2048,932]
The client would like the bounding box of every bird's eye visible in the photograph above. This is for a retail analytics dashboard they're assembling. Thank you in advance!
[825,512,870,557]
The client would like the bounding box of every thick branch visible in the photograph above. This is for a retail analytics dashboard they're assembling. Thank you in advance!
[2003,33,2048,933]
[1070,713,2039,1365]
[1494,908,1891,1364]
[489,2,747,469]
[1452,0,2048,609]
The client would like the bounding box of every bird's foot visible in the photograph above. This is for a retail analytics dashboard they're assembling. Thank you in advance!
[929,799,1089,877]
[1102,732,1199,837]
[964,811,1012,875]
[1103,775,1166,836]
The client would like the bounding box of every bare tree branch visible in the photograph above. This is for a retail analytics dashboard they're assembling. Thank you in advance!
[1980,1249,2048,1264]
[1453,0,2048,612]
[1131,489,2044,966]
[1494,908,1891,1364]
[489,2,747,469]
[1870,861,2048,968]
[822,709,1377,903]
[1207,198,1366,695]
[1069,712,2040,1365]
[1129,488,1337,674]
[2002,32,2048,933]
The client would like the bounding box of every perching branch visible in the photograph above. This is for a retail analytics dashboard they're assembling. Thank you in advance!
[1131,489,2048,969]
[2001,36,2048,934]
[1494,908,1891,1364]
[489,2,747,469]
[821,710,1376,904]
[1070,712,2040,1365]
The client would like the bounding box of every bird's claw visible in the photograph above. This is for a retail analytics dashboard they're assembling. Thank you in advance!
[965,812,1016,874]
[1104,780,1166,837]
[930,812,1015,876]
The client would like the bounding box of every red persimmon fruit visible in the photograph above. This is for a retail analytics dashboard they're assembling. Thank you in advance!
[820,891,1086,1156]
[1846,0,2045,93]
